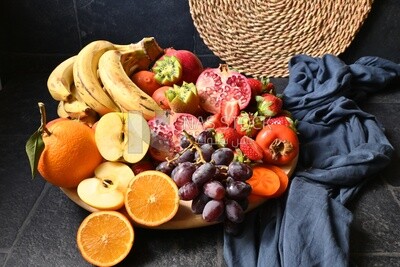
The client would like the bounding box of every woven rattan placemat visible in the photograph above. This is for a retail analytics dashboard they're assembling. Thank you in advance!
[189,0,373,77]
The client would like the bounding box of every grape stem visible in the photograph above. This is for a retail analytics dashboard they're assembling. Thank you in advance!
[183,130,207,164]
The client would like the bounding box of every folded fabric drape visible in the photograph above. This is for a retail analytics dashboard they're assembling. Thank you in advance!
[224,54,400,267]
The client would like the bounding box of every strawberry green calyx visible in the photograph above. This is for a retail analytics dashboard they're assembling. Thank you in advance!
[255,94,282,117]
[236,112,264,137]
[233,149,251,164]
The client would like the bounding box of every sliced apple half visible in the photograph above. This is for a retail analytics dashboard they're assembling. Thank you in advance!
[95,111,150,163]
[77,161,135,210]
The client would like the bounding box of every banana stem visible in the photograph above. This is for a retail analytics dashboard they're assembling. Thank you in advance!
[38,102,51,135]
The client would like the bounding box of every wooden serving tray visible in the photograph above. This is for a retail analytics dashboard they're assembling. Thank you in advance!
[61,157,297,229]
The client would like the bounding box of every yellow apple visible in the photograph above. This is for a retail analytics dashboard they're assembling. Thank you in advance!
[77,161,135,210]
[95,111,150,163]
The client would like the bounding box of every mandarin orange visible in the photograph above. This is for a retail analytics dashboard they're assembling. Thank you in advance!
[37,119,103,188]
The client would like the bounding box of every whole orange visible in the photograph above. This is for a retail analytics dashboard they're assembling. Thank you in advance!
[38,119,103,188]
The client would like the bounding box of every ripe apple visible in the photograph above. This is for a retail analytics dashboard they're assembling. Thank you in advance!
[95,111,150,163]
[77,161,135,210]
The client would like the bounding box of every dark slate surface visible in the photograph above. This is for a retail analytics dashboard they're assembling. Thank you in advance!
[1,0,400,266]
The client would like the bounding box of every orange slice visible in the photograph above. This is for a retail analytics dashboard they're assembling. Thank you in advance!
[124,170,179,227]
[77,211,134,266]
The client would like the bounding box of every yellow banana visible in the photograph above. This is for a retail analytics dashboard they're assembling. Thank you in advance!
[57,101,69,118]
[73,40,120,116]
[98,38,164,120]
[47,56,76,101]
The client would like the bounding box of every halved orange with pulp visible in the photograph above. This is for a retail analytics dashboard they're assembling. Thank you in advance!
[124,170,179,227]
[77,211,134,266]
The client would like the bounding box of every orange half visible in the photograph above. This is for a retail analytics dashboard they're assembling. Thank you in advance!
[125,170,179,227]
[77,211,134,266]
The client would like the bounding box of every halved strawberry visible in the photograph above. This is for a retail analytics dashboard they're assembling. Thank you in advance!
[239,136,264,161]
[221,100,240,126]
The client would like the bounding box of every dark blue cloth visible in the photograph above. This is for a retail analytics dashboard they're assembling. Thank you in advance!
[224,54,400,267]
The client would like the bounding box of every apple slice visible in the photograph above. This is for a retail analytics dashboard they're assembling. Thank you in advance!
[95,111,150,163]
[77,161,135,210]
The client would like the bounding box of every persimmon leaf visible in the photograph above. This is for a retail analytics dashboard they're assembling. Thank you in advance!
[25,130,45,179]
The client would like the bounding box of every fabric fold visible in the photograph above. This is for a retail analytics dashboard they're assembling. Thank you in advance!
[224,54,400,267]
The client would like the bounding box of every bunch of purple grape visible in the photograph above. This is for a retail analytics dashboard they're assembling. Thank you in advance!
[156,129,253,234]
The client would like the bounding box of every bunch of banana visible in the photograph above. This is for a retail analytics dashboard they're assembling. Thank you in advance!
[47,37,164,123]
[98,37,164,120]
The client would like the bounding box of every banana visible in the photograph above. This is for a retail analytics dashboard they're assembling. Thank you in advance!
[73,40,121,116]
[98,38,164,120]
[47,56,76,101]
[57,101,69,118]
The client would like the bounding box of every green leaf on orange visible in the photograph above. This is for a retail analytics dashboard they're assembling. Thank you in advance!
[25,129,45,179]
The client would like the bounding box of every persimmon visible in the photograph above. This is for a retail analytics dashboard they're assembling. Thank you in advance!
[131,70,161,96]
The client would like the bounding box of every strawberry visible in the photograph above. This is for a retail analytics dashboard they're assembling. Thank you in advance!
[239,136,264,161]
[214,127,242,149]
[235,111,264,138]
[264,114,297,131]
[233,148,251,164]
[131,160,154,175]
[247,77,276,97]
[255,93,283,117]
[221,100,240,126]
[203,112,224,129]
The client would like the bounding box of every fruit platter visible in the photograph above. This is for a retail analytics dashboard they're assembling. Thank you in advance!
[26,37,299,265]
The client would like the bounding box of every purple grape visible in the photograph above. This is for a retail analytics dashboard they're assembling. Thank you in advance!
[196,129,215,145]
[191,193,211,214]
[225,199,244,223]
[226,177,252,200]
[202,199,225,222]
[211,148,234,165]
[175,149,195,163]
[179,135,190,148]
[203,180,225,200]
[155,161,175,175]
[227,161,253,181]
[195,143,215,162]
[171,162,196,187]
[214,165,228,181]
[192,162,216,185]
[178,182,199,200]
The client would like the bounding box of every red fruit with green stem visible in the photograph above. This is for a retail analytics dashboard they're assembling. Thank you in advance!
[235,111,264,138]
[256,93,283,117]
[247,77,275,97]
[214,127,242,149]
